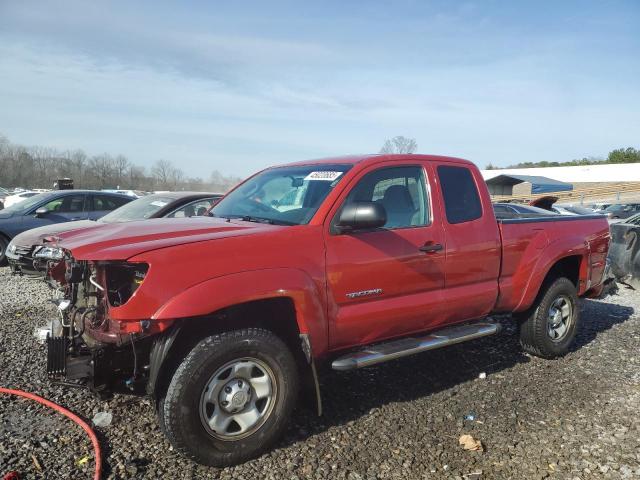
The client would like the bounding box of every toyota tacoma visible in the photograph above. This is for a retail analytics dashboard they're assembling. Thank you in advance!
[42,154,610,466]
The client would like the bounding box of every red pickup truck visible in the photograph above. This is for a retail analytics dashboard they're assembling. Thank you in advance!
[43,154,609,466]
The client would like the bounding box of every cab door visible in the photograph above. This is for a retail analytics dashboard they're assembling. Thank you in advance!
[432,163,500,326]
[324,162,446,350]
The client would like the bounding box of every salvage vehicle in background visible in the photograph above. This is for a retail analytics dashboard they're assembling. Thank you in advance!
[603,203,640,220]
[552,205,597,216]
[42,154,609,466]
[608,212,640,288]
[7,192,222,276]
[492,202,558,219]
[0,190,132,265]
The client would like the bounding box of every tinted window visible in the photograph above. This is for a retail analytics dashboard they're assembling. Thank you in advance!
[437,165,482,224]
[42,194,85,213]
[92,195,129,211]
[342,166,429,229]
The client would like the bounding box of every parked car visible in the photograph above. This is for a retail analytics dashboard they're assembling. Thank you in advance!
[603,203,640,219]
[529,197,599,216]
[3,191,39,209]
[0,187,10,209]
[42,154,609,466]
[552,205,597,216]
[0,190,132,265]
[493,202,558,219]
[6,192,222,275]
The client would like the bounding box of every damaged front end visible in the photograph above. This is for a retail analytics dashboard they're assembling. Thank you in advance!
[45,250,156,395]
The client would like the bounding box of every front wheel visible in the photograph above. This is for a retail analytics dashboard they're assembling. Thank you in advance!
[518,277,579,358]
[160,328,298,466]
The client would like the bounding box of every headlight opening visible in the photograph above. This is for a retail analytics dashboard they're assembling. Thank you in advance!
[105,262,149,307]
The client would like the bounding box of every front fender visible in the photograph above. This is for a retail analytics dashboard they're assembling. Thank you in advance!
[151,268,329,356]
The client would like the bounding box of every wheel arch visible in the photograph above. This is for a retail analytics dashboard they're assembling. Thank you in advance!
[516,253,585,312]
[148,295,323,415]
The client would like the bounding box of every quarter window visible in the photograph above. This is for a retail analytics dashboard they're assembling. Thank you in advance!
[342,166,429,229]
[437,165,482,224]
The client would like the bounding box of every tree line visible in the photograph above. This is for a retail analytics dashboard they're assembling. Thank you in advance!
[0,133,243,193]
[485,147,640,170]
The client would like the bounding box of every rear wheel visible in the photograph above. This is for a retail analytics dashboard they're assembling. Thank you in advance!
[519,277,579,358]
[160,328,298,466]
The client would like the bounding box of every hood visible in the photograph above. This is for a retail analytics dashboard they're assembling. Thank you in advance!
[11,220,96,247]
[54,216,282,260]
[0,211,14,220]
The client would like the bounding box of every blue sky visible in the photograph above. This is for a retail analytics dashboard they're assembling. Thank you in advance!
[0,0,638,177]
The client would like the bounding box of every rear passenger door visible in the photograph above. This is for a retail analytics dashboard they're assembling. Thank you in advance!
[88,195,130,220]
[324,162,446,350]
[433,164,501,327]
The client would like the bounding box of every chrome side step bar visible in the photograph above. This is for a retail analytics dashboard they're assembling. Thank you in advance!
[331,322,501,371]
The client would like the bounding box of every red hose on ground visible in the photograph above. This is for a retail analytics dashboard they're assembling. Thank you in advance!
[0,387,102,480]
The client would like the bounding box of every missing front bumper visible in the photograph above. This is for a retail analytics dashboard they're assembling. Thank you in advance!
[46,335,94,382]
[46,333,150,395]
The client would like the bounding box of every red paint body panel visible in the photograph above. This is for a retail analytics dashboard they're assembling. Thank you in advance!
[495,218,610,312]
[50,154,610,359]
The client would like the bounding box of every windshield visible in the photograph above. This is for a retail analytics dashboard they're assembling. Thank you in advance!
[99,195,174,222]
[1,192,54,214]
[211,164,352,225]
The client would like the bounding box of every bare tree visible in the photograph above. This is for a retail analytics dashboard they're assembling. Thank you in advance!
[0,132,242,193]
[380,136,418,154]
[151,159,173,188]
[114,155,130,188]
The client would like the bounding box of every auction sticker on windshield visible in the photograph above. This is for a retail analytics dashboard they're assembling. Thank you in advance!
[304,171,343,181]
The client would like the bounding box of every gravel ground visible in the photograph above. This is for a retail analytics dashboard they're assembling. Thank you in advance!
[0,267,639,479]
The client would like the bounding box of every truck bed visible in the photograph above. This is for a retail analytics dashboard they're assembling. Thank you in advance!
[494,215,610,312]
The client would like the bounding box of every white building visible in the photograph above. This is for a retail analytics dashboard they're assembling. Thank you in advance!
[481,163,640,183]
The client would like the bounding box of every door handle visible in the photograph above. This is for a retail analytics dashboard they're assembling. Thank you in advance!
[419,242,443,253]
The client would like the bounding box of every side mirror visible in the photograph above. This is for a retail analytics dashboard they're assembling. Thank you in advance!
[335,201,387,233]
[35,207,49,216]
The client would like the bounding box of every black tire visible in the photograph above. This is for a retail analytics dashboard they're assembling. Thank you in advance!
[0,235,8,266]
[519,277,579,358]
[160,328,298,466]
